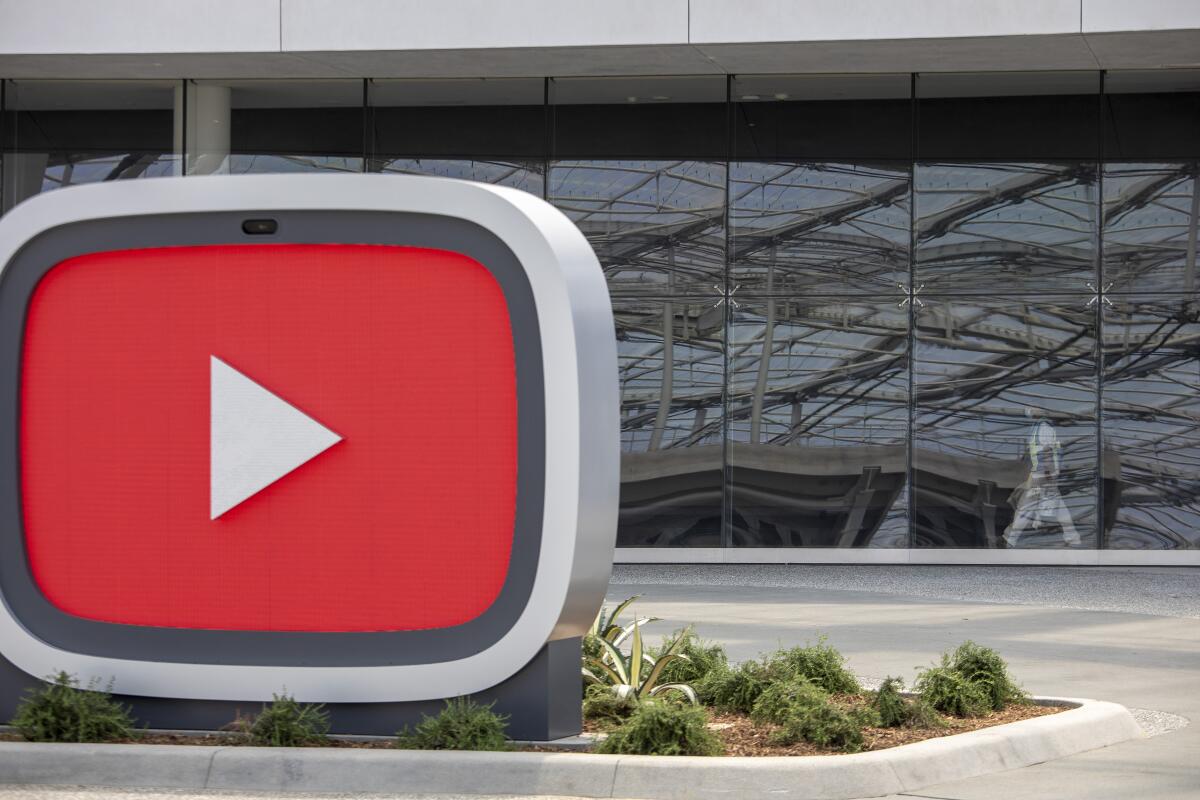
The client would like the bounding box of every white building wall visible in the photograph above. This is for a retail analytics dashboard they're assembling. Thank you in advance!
[0,1,1197,77]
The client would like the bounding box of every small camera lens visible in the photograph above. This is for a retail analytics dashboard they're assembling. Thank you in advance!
[242,219,278,235]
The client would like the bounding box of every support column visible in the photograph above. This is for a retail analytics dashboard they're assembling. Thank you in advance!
[175,82,231,175]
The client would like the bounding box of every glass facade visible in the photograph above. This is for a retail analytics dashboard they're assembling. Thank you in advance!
[3,71,1198,551]
[1,80,177,211]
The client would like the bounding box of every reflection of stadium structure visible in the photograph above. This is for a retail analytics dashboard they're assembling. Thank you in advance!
[579,159,1199,550]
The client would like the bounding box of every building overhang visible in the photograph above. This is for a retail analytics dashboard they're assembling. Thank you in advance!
[1,1,1199,78]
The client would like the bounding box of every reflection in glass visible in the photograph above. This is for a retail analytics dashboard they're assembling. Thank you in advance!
[1103,162,1199,294]
[728,298,909,547]
[730,162,910,295]
[548,161,725,295]
[615,298,724,546]
[1103,295,1200,549]
[1003,409,1082,546]
[915,162,1097,295]
[371,158,543,195]
[367,77,544,196]
[2,80,178,212]
[913,296,1098,548]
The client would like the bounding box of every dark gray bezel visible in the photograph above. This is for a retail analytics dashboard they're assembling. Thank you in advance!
[0,210,543,667]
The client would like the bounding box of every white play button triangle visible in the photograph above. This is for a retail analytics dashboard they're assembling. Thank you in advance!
[210,356,342,520]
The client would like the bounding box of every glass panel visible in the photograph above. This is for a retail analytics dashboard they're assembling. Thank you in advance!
[729,297,909,547]
[1103,295,1200,549]
[367,78,544,195]
[918,71,1099,161]
[369,157,544,194]
[548,160,726,296]
[1103,70,1200,160]
[2,79,178,212]
[915,161,1097,295]
[732,74,911,161]
[615,298,724,547]
[730,161,910,295]
[913,295,1098,548]
[1103,161,1199,294]
[551,76,725,160]
[185,80,362,175]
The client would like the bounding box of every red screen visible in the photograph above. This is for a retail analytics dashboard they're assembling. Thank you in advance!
[20,244,517,632]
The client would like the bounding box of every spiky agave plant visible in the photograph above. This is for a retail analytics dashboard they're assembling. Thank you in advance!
[584,595,659,662]
[582,622,699,705]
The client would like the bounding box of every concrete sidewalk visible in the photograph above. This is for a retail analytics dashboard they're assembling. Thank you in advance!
[610,564,1197,800]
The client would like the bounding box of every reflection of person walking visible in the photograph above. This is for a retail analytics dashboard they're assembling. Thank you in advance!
[1004,409,1082,548]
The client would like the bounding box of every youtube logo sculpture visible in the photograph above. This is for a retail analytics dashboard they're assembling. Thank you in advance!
[0,175,618,739]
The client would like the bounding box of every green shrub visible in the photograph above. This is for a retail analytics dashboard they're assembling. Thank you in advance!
[747,674,867,753]
[915,665,990,718]
[697,660,770,713]
[9,671,135,743]
[872,677,945,729]
[873,677,908,727]
[766,638,861,695]
[236,693,329,747]
[596,701,722,756]
[396,697,509,751]
[947,641,1028,711]
[749,675,828,725]
[650,629,728,687]
[583,683,637,728]
[770,700,866,753]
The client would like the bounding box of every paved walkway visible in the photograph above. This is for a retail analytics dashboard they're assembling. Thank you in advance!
[1,565,1195,800]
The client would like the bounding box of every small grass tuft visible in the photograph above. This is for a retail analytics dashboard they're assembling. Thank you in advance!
[765,637,861,695]
[9,671,135,743]
[749,675,828,725]
[769,699,867,753]
[596,701,722,756]
[649,629,729,687]
[747,673,867,753]
[235,693,330,747]
[395,697,509,751]
[582,683,638,728]
[873,676,909,727]
[697,660,771,713]
[872,677,946,729]
[915,665,991,718]
[947,641,1028,711]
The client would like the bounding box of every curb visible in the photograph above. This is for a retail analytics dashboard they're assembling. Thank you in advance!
[0,697,1142,800]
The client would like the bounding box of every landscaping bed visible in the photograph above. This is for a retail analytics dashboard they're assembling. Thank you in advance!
[0,701,1064,756]
[0,596,1069,759]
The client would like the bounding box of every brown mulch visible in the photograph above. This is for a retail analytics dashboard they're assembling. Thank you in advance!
[711,702,1064,757]
[0,703,1064,756]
